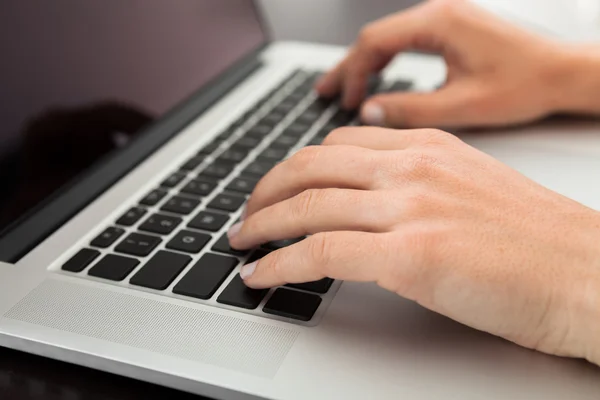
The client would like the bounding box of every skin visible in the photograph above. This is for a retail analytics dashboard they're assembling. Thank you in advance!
[227,0,600,366]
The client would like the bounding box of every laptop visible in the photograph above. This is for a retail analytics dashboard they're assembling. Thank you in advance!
[1,1,600,399]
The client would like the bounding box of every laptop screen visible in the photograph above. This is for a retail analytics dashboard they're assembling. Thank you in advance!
[0,0,265,234]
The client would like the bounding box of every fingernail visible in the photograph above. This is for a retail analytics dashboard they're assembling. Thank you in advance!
[240,206,248,221]
[227,222,243,240]
[240,261,257,280]
[361,102,385,126]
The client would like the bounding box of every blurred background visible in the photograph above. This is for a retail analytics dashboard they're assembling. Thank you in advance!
[258,0,600,44]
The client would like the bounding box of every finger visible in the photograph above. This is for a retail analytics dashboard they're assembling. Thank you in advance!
[322,126,442,150]
[339,4,435,109]
[315,61,345,98]
[316,2,434,107]
[244,145,379,217]
[229,189,394,250]
[360,86,477,128]
[240,231,391,288]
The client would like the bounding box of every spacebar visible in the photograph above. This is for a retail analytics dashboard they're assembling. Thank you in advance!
[172,253,238,300]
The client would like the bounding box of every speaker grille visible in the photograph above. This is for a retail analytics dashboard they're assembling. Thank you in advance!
[4,279,298,378]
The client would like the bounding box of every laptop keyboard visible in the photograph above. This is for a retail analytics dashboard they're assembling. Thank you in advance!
[57,69,413,324]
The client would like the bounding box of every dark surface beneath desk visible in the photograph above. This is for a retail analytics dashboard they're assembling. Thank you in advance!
[0,347,211,400]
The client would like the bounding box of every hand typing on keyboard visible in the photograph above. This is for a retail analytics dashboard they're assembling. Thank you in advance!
[315,0,580,129]
[228,126,600,367]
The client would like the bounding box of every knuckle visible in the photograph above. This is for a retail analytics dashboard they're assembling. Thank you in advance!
[292,189,321,219]
[268,250,287,281]
[290,146,321,171]
[432,0,462,19]
[421,129,457,147]
[404,151,441,177]
[357,24,382,52]
[307,232,334,271]
[403,189,435,218]
[322,127,353,146]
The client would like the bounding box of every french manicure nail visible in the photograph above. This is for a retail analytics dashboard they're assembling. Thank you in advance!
[227,222,243,240]
[240,206,248,221]
[361,102,385,126]
[240,261,257,280]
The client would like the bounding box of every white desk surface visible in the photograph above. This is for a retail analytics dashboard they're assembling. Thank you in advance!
[259,0,600,43]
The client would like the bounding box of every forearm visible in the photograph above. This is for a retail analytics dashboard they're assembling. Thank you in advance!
[550,44,600,115]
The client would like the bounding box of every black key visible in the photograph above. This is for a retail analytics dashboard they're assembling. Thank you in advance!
[302,71,323,86]
[316,127,333,138]
[263,288,322,321]
[173,253,238,300]
[288,279,334,294]
[241,161,273,179]
[166,230,212,254]
[201,162,234,180]
[207,193,246,212]
[212,233,250,256]
[385,79,413,93]
[116,207,147,227]
[180,156,206,171]
[308,137,323,146]
[115,233,161,257]
[246,124,272,138]
[140,189,168,206]
[198,140,222,155]
[322,121,341,133]
[329,109,356,126]
[305,97,332,113]
[258,147,288,162]
[247,249,270,264]
[188,211,229,232]
[365,75,383,96]
[130,251,191,290]
[214,129,235,142]
[62,248,100,272]
[226,177,259,194]
[234,136,262,149]
[271,134,299,150]
[139,214,182,235]
[273,100,298,114]
[218,149,248,164]
[263,237,304,251]
[88,254,140,281]
[260,111,286,127]
[161,196,200,215]
[284,124,311,137]
[90,227,125,248]
[217,274,269,310]
[295,110,321,125]
[285,90,307,102]
[161,172,187,188]
[180,179,217,197]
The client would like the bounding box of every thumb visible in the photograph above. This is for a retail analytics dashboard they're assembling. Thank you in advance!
[361,87,472,129]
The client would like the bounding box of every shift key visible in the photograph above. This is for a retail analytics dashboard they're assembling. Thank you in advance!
[173,253,238,300]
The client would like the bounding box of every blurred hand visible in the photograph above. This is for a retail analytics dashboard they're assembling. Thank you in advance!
[316,0,568,128]
[228,127,600,366]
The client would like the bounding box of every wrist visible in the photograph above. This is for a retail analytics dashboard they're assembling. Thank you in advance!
[564,211,600,366]
[572,273,600,366]
[547,44,600,115]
